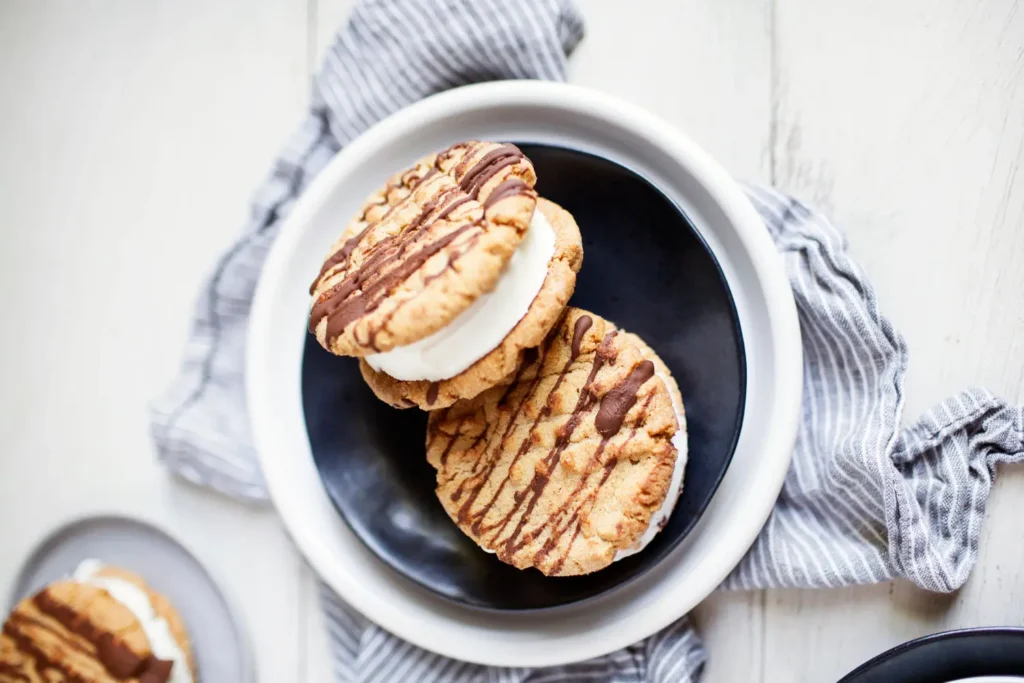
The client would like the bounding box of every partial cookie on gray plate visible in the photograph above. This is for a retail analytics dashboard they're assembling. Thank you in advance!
[4,515,253,683]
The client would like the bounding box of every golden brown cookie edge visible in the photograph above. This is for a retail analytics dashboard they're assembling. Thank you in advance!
[424,307,684,576]
[360,197,583,410]
[310,141,539,357]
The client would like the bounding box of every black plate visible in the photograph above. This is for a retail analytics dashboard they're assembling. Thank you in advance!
[303,143,746,610]
[840,628,1024,682]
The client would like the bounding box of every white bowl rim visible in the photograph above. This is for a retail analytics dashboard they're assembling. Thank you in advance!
[248,80,802,667]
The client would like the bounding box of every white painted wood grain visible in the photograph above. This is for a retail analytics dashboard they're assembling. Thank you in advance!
[315,0,359,65]
[771,0,1024,411]
[300,561,336,683]
[570,0,774,181]
[2,2,1021,682]
[0,2,309,681]
[691,591,766,683]
[767,0,1024,680]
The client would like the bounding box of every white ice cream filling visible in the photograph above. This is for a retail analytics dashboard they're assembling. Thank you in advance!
[365,208,556,382]
[614,370,688,561]
[73,559,193,683]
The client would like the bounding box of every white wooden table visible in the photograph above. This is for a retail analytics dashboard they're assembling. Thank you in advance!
[1,1,1021,681]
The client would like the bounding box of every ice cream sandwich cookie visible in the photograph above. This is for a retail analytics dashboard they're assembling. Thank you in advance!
[0,560,194,683]
[425,308,688,576]
[308,141,582,410]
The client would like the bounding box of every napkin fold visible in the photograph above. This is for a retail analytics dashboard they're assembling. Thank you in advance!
[150,1,1024,681]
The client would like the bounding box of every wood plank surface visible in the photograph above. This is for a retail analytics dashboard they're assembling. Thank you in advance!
[766,0,1024,679]
[0,2,310,681]
[1,2,1021,682]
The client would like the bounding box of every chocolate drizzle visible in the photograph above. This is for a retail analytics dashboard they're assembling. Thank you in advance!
[309,221,475,340]
[570,315,593,361]
[0,659,30,682]
[448,320,579,521]
[0,658,31,682]
[490,332,616,558]
[446,312,572,503]
[595,360,655,438]
[450,330,560,521]
[308,166,439,295]
[436,316,670,574]
[139,659,175,683]
[483,177,528,209]
[458,144,524,198]
[0,588,176,683]
[532,437,611,570]
[435,195,473,221]
[426,382,439,406]
[308,142,532,346]
[437,428,459,468]
[310,225,371,294]
[542,393,654,574]
[2,614,82,681]
[35,590,141,678]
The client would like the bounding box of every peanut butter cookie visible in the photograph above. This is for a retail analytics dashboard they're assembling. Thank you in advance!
[0,561,195,683]
[309,141,539,356]
[308,141,583,410]
[426,308,688,576]
[359,197,582,409]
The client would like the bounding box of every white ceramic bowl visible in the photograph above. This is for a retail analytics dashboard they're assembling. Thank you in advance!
[248,81,801,667]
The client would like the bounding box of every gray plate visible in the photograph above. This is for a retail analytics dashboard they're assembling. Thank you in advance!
[7,514,254,683]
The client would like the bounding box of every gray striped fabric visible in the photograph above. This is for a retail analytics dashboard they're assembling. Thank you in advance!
[149,1,1024,681]
[727,188,1024,595]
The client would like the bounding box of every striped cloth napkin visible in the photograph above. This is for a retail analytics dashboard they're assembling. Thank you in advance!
[150,1,1024,681]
